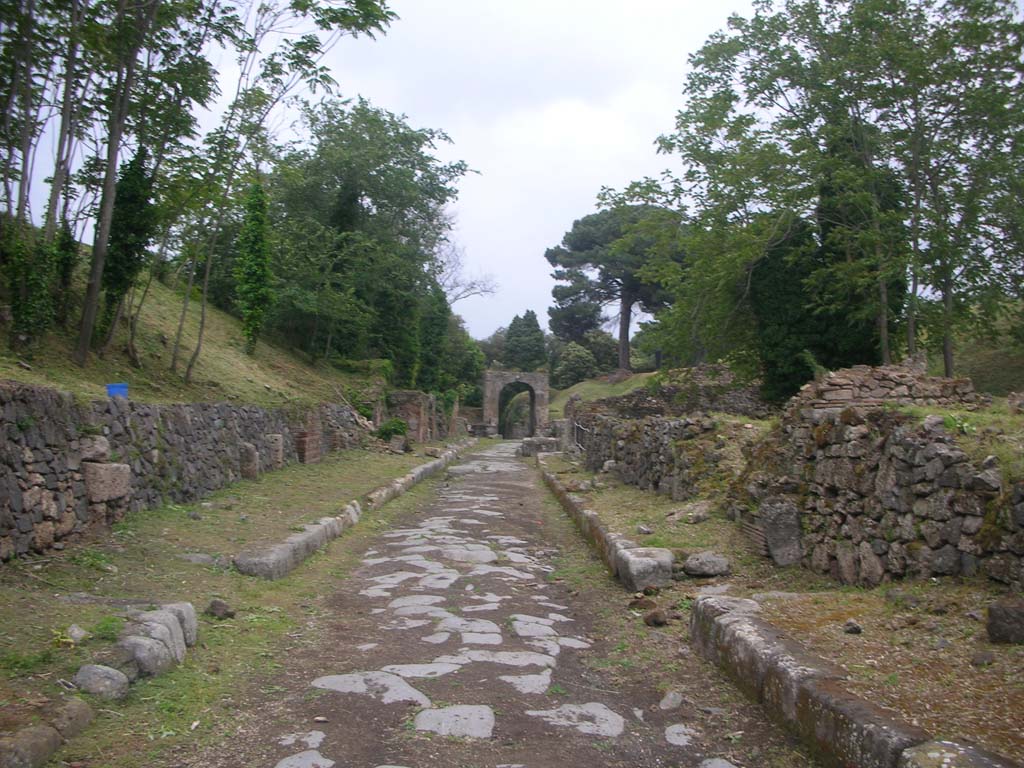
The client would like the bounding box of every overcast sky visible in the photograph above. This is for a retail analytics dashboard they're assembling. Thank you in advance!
[324,1,754,339]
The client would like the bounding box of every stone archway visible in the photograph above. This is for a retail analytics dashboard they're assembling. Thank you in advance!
[482,371,549,438]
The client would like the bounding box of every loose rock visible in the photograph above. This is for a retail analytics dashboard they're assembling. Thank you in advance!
[843,619,863,635]
[986,596,1024,644]
[205,598,235,620]
[74,664,130,700]
[682,552,730,577]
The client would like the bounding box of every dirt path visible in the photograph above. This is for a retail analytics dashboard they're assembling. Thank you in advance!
[187,442,813,768]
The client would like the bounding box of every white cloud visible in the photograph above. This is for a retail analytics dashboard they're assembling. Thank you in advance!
[323,0,755,337]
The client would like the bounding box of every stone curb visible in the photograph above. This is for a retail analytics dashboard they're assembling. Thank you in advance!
[690,596,1021,768]
[234,441,476,580]
[0,602,199,768]
[537,454,674,592]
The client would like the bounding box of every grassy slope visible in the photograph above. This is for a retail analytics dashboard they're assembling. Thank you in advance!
[0,276,384,408]
[547,371,655,419]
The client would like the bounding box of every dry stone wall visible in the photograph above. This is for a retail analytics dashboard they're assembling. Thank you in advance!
[571,409,716,501]
[0,381,368,561]
[567,362,1021,591]
[744,406,1022,590]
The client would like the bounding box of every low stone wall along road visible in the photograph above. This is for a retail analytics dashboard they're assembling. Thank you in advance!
[191,442,808,768]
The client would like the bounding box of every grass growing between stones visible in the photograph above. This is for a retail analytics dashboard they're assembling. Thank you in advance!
[543,432,1024,763]
[0,447,441,765]
[758,583,1024,762]
[537,484,815,768]
[895,398,1024,483]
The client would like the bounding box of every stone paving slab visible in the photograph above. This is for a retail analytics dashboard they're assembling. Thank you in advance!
[188,441,810,768]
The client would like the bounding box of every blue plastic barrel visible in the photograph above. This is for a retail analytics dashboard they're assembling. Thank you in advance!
[106,383,129,399]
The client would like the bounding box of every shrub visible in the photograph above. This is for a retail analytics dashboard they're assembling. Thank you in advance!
[374,417,408,441]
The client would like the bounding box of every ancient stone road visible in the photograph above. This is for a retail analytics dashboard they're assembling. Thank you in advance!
[194,442,809,768]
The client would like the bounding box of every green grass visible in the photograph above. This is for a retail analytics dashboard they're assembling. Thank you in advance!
[0,272,385,408]
[548,371,655,419]
[0,446,440,753]
[895,399,1024,483]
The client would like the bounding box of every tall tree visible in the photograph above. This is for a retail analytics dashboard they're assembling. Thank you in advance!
[546,206,679,370]
[503,310,547,371]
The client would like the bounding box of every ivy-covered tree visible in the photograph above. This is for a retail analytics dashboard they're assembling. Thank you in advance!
[234,180,273,354]
[100,148,157,337]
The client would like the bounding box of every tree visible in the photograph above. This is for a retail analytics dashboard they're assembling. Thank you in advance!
[629,0,1024,378]
[100,148,157,338]
[552,342,598,389]
[503,310,546,371]
[546,206,680,370]
[234,180,272,353]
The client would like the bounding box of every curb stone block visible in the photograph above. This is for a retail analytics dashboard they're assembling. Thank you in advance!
[690,596,1022,768]
[234,442,473,580]
[900,741,1020,768]
[50,698,94,739]
[0,725,62,768]
[538,456,675,593]
[796,677,928,768]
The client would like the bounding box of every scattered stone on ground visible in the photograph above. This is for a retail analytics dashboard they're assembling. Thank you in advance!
[843,619,863,635]
[682,551,731,577]
[205,598,235,620]
[986,596,1024,644]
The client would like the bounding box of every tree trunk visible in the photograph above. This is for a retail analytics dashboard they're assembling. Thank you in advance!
[72,0,159,366]
[942,274,954,377]
[45,0,83,242]
[170,249,197,372]
[184,246,214,383]
[877,274,890,365]
[617,293,633,371]
[906,268,918,356]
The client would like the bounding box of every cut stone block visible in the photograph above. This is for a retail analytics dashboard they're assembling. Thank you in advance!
[82,462,131,502]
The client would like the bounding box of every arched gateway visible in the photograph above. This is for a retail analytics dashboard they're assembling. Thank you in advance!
[481,371,549,438]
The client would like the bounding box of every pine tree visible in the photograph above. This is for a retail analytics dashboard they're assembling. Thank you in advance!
[504,310,546,371]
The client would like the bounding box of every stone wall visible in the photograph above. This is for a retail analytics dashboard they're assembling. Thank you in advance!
[0,381,368,561]
[570,364,771,421]
[743,406,1023,590]
[572,410,716,501]
[788,360,987,417]
[387,391,445,443]
[567,362,1021,591]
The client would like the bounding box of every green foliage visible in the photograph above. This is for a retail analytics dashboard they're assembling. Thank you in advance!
[54,219,78,325]
[3,218,54,347]
[234,181,273,354]
[552,342,598,388]
[101,148,157,333]
[265,97,469,385]
[373,417,408,441]
[90,615,125,642]
[623,0,1024,379]
[546,206,683,369]
[503,310,547,371]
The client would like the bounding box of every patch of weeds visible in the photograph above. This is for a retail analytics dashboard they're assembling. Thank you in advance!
[91,615,125,642]
[0,648,53,675]
[546,683,568,696]
[884,673,900,686]
[69,548,113,570]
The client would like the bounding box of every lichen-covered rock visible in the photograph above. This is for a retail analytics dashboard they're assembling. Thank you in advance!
[683,552,730,577]
[73,664,129,700]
